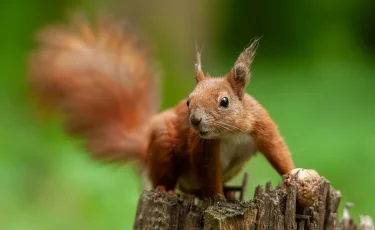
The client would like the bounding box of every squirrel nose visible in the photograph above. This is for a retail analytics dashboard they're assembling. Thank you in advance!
[190,117,202,126]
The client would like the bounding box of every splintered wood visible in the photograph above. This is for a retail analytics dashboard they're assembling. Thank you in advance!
[134,178,373,230]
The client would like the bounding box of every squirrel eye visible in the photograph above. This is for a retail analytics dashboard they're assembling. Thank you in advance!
[186,100,190,107]
[220,97,229,108]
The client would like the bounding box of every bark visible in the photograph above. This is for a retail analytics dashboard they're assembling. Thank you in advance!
[134,177,373,230]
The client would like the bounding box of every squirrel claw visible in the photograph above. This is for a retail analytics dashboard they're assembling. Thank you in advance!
[168,189,176,195]
[156,185,166,191]
[155,186,176,195]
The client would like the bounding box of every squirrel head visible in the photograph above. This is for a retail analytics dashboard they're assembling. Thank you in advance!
[187,38,260,139]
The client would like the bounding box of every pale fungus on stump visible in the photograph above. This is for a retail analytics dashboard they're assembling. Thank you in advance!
[283,168,322,207]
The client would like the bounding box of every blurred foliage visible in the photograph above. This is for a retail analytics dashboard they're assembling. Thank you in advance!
[0,0,374,229]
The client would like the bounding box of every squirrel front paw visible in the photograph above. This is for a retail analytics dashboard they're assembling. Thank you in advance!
[155,185,176,195]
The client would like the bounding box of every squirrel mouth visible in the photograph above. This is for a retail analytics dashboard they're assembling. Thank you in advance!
[199,131,209,136]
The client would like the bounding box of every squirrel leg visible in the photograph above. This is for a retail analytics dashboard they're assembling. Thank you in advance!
[251,112,295,175]
[192,139,224,198]
[147,128,183,192]
[148,147,180,192]
[146,111,186,192]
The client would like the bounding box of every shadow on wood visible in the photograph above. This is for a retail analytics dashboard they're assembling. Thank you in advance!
[134,177,373,230]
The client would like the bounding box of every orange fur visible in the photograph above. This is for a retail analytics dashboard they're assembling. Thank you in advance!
[28,14,158,162]
[28,14,294,198]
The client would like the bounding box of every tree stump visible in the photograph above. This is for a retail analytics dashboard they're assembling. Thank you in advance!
[133,175,373,230]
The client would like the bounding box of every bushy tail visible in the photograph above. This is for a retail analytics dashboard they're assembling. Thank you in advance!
[27,14,159,162]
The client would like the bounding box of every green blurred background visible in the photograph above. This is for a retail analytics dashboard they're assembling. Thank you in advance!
[1,0,374,229]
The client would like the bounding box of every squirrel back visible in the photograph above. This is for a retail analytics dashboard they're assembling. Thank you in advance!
[28,14,159,162]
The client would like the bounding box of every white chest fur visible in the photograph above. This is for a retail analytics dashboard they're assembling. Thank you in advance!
[220,133,257,182]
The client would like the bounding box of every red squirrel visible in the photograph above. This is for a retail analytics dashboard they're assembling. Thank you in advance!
[28,15,295,198]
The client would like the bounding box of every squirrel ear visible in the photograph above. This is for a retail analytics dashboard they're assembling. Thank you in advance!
[226,38,260,99]
[195,48,205,83]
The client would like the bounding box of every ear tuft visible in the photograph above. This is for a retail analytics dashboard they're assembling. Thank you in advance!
[195,47,205,83]
[235,37,261,68]
[226,38,261,99]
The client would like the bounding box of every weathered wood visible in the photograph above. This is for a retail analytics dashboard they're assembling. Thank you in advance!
[223,172,249,202]
[285,181,297,230]
[254,185,264,199]
[203,200,258,230]
[359,216,374,230]
[134,189,195,230]
[240,172,248,201]
[298,220,305,230]
[134,177,373,230]
[317,179,330,230]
